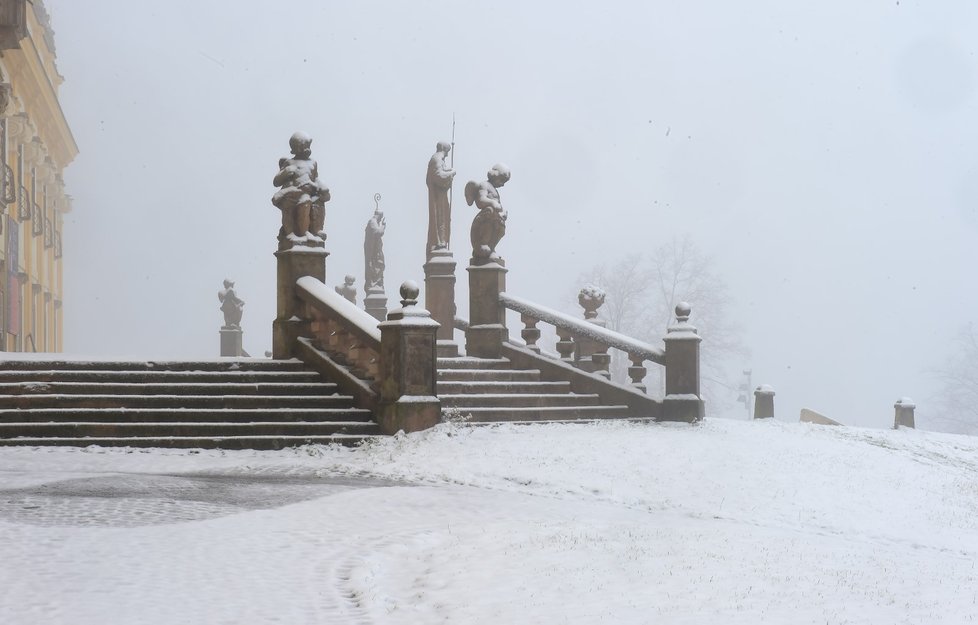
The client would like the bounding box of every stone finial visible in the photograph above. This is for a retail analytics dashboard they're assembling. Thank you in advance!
[675,302,692,323]
[578,285,606,320]
[400,281,420,307]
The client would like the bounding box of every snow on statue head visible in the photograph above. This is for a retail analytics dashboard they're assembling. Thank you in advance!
[289,131,312,158]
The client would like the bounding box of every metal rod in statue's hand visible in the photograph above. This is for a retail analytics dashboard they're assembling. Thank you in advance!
[449,113,456,210]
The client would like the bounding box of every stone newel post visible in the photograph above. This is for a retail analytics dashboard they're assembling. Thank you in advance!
[377,281,441,434]
[273,247,328,359]
[753,385,775,419]
[425,250,459,357]
[662,302,705,422]
[466,259,507,358]
[894,397,915,429]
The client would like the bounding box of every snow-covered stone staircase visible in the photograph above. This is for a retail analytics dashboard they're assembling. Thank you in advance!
[437,357,631,422]
[0,358,381,449]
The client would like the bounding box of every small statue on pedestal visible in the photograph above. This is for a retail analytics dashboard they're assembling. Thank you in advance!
[272,132,330,250]
[465,164,510,263]
[426,141,456,256]
[335,275,357,304]
[218,279,245,328]
[364,194,386,292]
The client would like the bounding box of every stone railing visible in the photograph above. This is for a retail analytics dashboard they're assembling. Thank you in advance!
[296,275,381,384]
[499,292,664,389]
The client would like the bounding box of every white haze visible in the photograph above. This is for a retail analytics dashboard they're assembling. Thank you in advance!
[45,0,978,431]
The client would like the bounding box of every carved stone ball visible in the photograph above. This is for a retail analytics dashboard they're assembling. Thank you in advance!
[400,280,420,307]
[675,301,692,321]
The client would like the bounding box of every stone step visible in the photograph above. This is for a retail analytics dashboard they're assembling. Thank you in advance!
[0,408,373,423]
[0,359,307,372]
[436,381,571,394]
[439,393,603,408]
[0,435,378,450]
[0,421,382,438]
[0,370,323,384]
[457,405,632,422]
[0,394,352,410]
[437,369,541,382]
[0,382,340,396]
[436,358,511,370]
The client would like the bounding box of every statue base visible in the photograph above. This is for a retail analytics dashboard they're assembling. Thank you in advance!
[273,245,329,359]
[466,259,508,359]
[364,288,388,322]
[220,327,244,357]
[424,249,459,358]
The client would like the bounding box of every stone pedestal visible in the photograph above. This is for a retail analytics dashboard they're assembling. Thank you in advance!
[364,288,388,322]
[894,397,915,429]
[273,246,328,359]
[466,259,507,358]
[663,302,705,422]
[377,282,441,434]
[753,385,775,419]
[220,327,243,357]
[424,249,459,357]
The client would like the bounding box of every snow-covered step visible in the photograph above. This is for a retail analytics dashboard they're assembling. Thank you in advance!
[0,358,309,372]
[0,421,381,438]
[437,380,572,395]
[0,434,378,450]
[0,407,373,423]
[0,382,341,396]
[440,393,604,409]
[458,405,632,422]
[435,358,511,370]
[0,370,323,384]
[437,368,541,382]
[0,394,351,410]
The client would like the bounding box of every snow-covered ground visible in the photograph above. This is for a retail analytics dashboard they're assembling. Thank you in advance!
[1,418,976,624]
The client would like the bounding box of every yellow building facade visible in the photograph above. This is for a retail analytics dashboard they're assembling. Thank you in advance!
[0,0,76,352]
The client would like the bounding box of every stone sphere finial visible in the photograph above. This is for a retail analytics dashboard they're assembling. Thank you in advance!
[400,281,420,307]
[675,302,692,323]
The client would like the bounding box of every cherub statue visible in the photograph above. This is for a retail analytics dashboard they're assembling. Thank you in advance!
[218,279,245,328]
[335,274,357,304]
[272,131,330,250]
[464,164,511,263]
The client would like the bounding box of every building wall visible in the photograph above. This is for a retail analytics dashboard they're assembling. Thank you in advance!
[0,0,76,352]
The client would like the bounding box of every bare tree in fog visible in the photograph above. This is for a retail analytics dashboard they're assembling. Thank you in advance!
[930,326,978,435]
[576,236,748,413]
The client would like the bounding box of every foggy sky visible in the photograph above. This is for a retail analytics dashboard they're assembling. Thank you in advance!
[44,0,978,430]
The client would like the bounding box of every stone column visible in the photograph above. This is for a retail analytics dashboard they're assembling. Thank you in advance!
[272,246,328,359]
[465,258,507,359]
[363,288,388,322]
[662,302,705,422]
[894,397,915,429]
[424,248,459,357]
[377,281,441,434]
[220,326,243,357]
[753,385,775,419]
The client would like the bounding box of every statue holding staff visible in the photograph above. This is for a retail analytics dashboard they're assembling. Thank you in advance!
[364,194,386,291]
[426,140,456,256]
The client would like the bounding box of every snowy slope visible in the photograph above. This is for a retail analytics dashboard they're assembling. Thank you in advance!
[0,419,975,624]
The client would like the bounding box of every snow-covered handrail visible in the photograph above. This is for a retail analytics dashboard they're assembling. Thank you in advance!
[296,276,381,344]
[295,276,381,382]
[499,292,664,365]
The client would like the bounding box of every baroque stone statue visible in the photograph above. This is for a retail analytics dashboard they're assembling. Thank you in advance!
[272,131,330,250]
[464,164,511,263]
[335,274,357,304]
[426,141,455,256]
[364,196,386,292]
[218,279,245,328]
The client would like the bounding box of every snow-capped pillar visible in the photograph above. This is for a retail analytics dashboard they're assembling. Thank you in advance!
[272,247,328,359]
[466,259,507,358]
[377,281,441,434]
[893,397,915,429]
[662,302,705,422]
[753,385,775,419]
